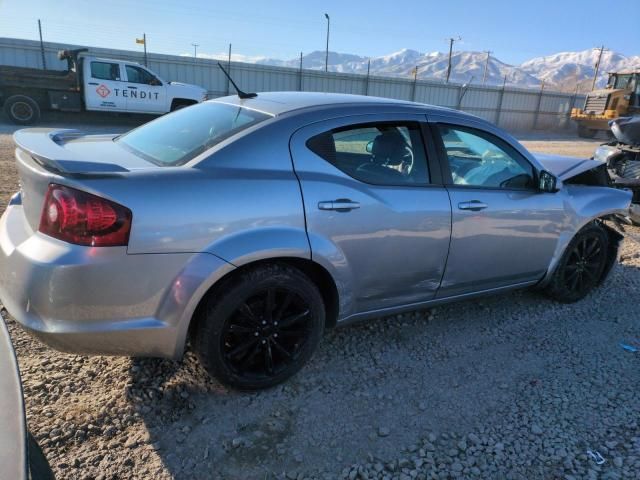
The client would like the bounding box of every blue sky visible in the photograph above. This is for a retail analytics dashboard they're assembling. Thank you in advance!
[1,0,638,64]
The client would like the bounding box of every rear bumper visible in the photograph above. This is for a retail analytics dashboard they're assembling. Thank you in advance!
[0,203,233,359]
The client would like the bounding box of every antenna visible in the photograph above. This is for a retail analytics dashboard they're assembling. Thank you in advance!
[217,62,257,99]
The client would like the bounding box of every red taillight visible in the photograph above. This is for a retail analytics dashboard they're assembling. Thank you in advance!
[39,184,132,247]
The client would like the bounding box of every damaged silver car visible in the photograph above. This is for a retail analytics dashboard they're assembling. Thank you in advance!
[0,92,633,389]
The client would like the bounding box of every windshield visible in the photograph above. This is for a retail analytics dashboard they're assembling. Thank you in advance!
[611,74,632,89]
[116,102,272,166]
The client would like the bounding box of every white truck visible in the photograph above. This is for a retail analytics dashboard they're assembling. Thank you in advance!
[0,48,208,124]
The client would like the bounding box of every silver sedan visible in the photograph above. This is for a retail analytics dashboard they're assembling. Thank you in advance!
[0,92,631,389]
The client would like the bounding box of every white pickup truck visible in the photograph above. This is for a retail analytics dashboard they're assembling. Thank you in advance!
[0,48,208,124]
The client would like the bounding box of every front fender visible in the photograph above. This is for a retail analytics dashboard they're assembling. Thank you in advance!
[540,185,631,285]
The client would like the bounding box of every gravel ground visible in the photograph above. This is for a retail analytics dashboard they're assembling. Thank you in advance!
[1,113,639,480]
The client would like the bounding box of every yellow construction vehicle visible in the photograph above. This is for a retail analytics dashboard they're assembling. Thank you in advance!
[571,71,640,138]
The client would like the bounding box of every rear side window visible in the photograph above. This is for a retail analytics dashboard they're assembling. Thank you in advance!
[116,102,271,166]
[90,62,120,81]
[306,122,430,186]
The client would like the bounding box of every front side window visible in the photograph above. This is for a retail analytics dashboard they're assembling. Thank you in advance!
[125,65,157,85]
[90,61,120,81]
[306,122,430,186]
[116,102,271,166]
[438,125,535,189]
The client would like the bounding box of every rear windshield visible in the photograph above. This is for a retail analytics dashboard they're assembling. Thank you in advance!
[116,102,271,166]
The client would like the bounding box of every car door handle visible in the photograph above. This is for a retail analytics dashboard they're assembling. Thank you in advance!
[88,82,98,85]
[318,199,361,212]
[128,86,138,89]
[458,201,488,211]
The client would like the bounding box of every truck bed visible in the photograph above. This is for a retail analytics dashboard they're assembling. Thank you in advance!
[0,65,77,91]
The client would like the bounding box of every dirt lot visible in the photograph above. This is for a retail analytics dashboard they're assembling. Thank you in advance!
[1,114,639,480]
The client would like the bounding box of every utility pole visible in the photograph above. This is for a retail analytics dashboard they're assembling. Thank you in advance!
[482,50,492,85]
[445,36,461,83]
[591,45,607,91]
[324,13,330,72]
[143,33,147,67]
[191,43,199,61]
[365,58,371,96]
[299,51,303,91]
[226,43,232,95]
[37,19,46,70]
[411,65,419,101]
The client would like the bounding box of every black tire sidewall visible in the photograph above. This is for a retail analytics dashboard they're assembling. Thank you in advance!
[4,95,41,125]
[195,264,325,390]
[546,224,609,303]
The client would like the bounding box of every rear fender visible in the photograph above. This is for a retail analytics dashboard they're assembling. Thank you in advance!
[166,227,311,358]
[157,252,235,359]
[205,226,311,267]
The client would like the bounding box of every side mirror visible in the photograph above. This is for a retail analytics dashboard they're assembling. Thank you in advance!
[365,140,373,154]
[538,170,558,192]
[150,77,162,86]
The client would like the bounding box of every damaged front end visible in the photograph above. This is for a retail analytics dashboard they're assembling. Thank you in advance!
[593,120,640,223]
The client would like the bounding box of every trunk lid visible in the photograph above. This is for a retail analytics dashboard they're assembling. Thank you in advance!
[13,128,156,231]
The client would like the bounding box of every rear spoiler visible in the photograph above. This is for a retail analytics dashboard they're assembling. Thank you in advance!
[13,129,129,176]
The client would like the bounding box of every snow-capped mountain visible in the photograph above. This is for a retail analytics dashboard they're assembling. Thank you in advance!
[257,49,539,87]
[251,48,640,92]
[521,50,640,91]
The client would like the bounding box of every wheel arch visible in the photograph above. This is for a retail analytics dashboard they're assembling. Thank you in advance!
[538,216,624,288]
[170,98,198,111]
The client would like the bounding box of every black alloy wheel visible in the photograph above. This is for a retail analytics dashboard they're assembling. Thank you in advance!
[545,224,609,303]
[194,264,325,390]
[222,287,314,379]
[562,233,606,296]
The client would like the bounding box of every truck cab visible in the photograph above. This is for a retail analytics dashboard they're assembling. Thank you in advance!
[82,56,207,114]
[0,48,207,124]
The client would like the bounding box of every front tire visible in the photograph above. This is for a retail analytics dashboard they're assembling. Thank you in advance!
[3,94,41,125]
[194,264,325,390]
[545,224,609,303]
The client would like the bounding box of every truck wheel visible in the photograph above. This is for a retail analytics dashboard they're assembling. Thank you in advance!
[3,95,41,125]
[577,125,597,139]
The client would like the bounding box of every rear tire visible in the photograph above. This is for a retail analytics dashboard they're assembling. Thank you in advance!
[577,125,598,139]
[544,224,609,303]
[194,263,325,390]
[4,95,41,125]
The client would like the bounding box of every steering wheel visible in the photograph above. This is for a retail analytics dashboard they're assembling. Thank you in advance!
[400,145,414,175]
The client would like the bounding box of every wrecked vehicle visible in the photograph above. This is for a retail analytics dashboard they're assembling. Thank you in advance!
[592,116,640,223]
[0,313,54,479]
[0,92,632,390]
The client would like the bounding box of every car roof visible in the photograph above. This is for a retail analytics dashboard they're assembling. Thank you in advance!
[209,91,465,118]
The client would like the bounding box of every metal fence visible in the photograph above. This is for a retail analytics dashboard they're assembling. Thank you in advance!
[0,37,584,131]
